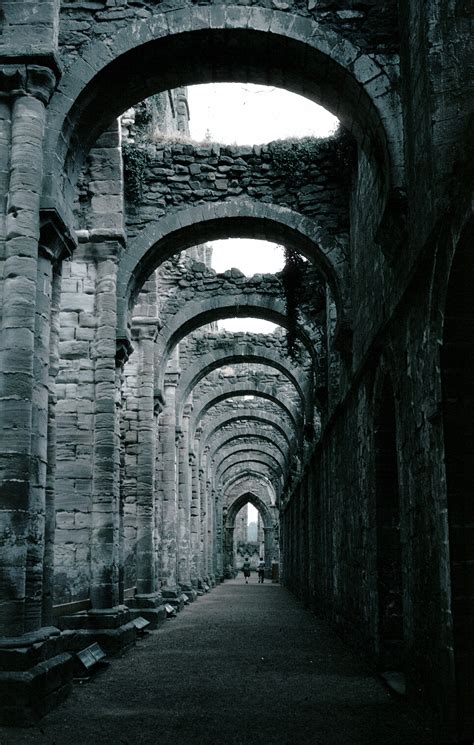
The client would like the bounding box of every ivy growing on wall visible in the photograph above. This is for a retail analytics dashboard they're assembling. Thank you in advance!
[270,127,355,189]
[281,247,305,361]
[122,143,149,204]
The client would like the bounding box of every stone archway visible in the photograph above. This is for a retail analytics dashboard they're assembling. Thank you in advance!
[223,492,277,578]
[176,344,314,425]
[117,201,349,341]
[44,8,399,224]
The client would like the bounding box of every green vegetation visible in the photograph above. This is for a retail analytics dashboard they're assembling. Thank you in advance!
[270,127,355,187]
[122,143,149,203]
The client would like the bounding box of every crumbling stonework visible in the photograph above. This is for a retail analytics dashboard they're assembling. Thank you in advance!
[0,1,472,740]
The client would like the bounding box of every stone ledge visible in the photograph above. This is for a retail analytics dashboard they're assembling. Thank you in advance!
[0,651,74,727]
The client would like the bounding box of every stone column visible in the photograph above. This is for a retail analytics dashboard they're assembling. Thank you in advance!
[189,448,200,587]
[124,322,165,627]
[177,404,193,596]
[205,451,214,584]
[214,488,224,580]
[263,527,274,576]
[199,448,209,583]
[0,63,80,725]
[224,526,235,577]
[135,322,158,596]
[158,372,180,589]
[90,242,122,609]
[0,64,57,636]
[42,256,65,626]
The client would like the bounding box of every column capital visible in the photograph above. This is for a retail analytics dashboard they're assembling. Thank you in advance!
[39,208,76,266]
[183,403,193,419]
[115,336,134,368]
[154,392,165,415]
[132,319,159,342]
[0,61,60,104]
[164,371,180,388]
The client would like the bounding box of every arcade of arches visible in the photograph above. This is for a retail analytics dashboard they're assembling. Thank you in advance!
[0,1,472,742]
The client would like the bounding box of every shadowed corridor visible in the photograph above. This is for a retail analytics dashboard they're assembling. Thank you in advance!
[1,580,429,745]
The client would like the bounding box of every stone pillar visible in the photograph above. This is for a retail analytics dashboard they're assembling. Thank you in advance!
[199,449,209,582]
[214,489,224,580]
[42,258,64,626]
[124,323,165,627]
[134,322,158,596]
[189,448,201,587]
[205,452,214,584]
[224,526,235,577]
[177,404,194,596]
[0,64,57,636]
[263,527,274,576]
[158,372,179,589]
[0,62,79,725]
[90,242,122,609]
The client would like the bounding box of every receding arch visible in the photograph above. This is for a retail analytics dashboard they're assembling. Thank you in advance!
[220,459,281,487]
[217,457,283,492]
[44,8,399,226]
[156,295,317,393]
[226,492,273,531]
[223,489,277,576]
[176,345,313,425]
[212,439,288,480]
[117,202,348,337]
[224,472,276,506]
[202,412,295,453]
[215,446,285,479]
[192,387,301,441]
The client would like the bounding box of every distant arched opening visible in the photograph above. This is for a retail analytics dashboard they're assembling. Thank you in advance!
[441,218,474,739]
[223,492,276,579]
[374,376,404,676]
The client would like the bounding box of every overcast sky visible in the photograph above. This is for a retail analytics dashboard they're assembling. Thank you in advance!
[186,83,337,333]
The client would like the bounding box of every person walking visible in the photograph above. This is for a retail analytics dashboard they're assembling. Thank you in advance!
[242,556,251,583]
[257,557,265,583]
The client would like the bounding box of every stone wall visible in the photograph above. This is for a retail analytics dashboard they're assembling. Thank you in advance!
[57,0,399,66]
[124,137,351,245]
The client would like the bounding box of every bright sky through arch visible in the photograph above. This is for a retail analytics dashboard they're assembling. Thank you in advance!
[187,83,338,145]
[187,83,337,332]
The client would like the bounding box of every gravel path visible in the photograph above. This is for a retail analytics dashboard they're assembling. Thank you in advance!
[1,580,430,745]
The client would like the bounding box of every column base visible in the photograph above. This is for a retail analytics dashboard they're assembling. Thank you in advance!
[161,587,186,612]
[57,605,136,655]
[179,584,198,603]
[127,594,167,629]
[197,577,211,593]
[0,627,74,726]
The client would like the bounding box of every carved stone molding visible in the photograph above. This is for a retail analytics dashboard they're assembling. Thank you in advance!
[39,208,77,266]
[0,62,58,104]
[115,336,134,368]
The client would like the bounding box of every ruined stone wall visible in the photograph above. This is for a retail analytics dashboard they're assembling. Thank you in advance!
[124,139,351,245]
[283,217,466,723]
[56,0,399,66]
